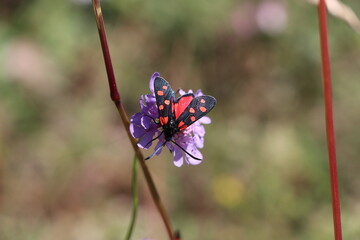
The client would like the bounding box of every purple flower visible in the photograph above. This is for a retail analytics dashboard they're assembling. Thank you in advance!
[130,73,212,167]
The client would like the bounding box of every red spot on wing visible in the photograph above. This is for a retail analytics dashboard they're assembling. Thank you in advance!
[200,99,206,103]
[164,100,170,105]
[190,116,196,122]
[160,116,169,125]
[178,121,185,128]
[175,95,194,119]
[200,107,207,112]
[159,105,164,110]
[179,124,188,131]
[178,121,188,131]
[157,90,164,96]
[189,108,195,113]
[163,85,168,89]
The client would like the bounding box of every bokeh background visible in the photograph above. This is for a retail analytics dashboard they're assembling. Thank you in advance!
[1,0,360,239]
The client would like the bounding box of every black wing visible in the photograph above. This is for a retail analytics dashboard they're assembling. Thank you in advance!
[176,95,217,131]
[154,77,175,125]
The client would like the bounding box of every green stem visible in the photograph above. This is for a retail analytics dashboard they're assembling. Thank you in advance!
[125,155,139,240]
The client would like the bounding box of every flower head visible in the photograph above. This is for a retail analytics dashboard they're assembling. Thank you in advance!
[130,73,213,167]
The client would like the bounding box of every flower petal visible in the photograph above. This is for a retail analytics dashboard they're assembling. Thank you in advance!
[178,89,186,96]
[149,107,159,118]
[194,124,206,137]
[130,124,147,138]
[198,116,211,124]
[193,134,204,148]
[140,94,157,118]
[187,157,202,165]
[138,130,156,149]
[185,146,203,165]
[141,115,152,129]
[154,138,166,155]
[130,112,143,124]
[145,94,156,104]
[173,146,184,167]
[149,72,160,93]
[195,89,203,97]
[166,142,175,152]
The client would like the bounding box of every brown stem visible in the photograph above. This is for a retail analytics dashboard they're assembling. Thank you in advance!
[92,1,175,239]
[318,1,343,240]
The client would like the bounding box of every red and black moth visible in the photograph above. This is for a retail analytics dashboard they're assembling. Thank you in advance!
[145,77,217,160]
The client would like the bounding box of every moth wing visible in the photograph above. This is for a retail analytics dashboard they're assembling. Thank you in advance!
[174,93,195,119]
[176,95,217,131]
[154,77,175,125]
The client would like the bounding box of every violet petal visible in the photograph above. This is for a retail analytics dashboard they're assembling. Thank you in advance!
[194,134,204,148]
[195,125,206,137]
[130,124,147,138]
[185,147,203,165]
[178,89,186,96]
[145,94,156,103]
[141,116,152,129]
[154,136,166,155]
[199,116,211,124]
[138,130,156,149]
[195,89,204,97]
[130,112,143,125]
[166,142,175,152]
[173,146,184,167]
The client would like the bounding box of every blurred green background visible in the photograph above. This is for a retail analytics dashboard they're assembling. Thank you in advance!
[1,0,360,239]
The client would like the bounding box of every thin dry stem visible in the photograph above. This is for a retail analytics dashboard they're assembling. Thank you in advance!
[92,0,175,239]
[318,0,343,239]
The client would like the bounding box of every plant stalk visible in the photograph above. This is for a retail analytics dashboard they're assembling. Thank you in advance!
[317,1,343,239]
[125,154,138,240]
[92,1,175,239]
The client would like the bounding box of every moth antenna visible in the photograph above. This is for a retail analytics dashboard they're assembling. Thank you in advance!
[143,131,164,149]
[145,141,167,160]
[171,140,202,161]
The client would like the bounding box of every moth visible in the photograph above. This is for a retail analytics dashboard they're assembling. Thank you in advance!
[144,77,216,160]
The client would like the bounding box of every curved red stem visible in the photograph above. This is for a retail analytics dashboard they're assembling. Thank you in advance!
[92,1,175,239]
